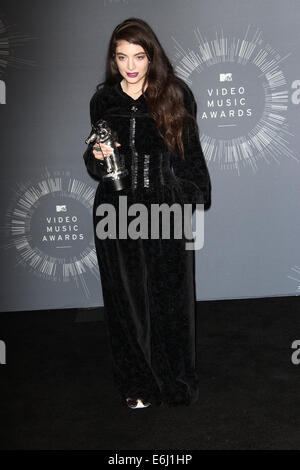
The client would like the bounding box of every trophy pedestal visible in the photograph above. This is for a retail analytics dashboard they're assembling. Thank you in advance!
[102,172,130,192]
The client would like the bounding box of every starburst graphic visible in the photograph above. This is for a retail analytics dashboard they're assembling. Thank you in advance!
[2,169,100,297]
[0,15,36,78]
[287,266,300,294]
[172,25,297,173]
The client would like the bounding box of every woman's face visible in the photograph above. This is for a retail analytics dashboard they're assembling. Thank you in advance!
[115,40,150,87]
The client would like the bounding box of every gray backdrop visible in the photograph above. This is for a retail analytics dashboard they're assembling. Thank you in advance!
[1,0,300,312]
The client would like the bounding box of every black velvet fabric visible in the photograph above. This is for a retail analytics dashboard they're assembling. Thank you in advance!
[83,78,211,406]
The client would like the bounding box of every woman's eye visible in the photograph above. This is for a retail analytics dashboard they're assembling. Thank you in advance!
[117,56,144,60]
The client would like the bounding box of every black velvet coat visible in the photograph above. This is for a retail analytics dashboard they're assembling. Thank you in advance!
[83,78,211,406]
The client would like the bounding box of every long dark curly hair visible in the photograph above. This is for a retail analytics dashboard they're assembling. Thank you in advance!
[97,17,198,160]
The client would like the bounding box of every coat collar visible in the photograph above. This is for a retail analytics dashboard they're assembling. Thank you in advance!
[113,80,148,111]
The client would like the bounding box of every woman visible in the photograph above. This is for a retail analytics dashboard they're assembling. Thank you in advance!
[83,17,211,409]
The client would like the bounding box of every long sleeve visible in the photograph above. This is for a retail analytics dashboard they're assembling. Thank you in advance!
[83,92,106,181]
[171,83,211,210]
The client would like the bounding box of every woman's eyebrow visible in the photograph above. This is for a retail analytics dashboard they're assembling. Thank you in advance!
[116,52,145,56]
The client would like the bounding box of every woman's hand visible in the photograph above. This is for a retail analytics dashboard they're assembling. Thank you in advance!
[92,141,121,160]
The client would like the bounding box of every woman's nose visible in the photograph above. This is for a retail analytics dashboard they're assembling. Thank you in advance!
[128,60,135,70]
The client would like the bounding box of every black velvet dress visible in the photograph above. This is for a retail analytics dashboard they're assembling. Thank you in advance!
[83,78,211,406]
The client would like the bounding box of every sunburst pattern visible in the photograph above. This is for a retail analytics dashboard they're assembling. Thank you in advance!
[172,25,296,173]
[3,168,99,297]
[0,16,35,78]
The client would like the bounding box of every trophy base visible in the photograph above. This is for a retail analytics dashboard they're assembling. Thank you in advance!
[102,173,130,192]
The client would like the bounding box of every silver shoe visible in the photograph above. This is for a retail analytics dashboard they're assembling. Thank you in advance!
[126,397,151,409]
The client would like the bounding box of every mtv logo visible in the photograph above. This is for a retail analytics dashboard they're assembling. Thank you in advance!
[220,73,232,82]
[56,205,67,212]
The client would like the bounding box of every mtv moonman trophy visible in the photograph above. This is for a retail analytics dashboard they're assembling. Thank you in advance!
[85,119,129,192]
